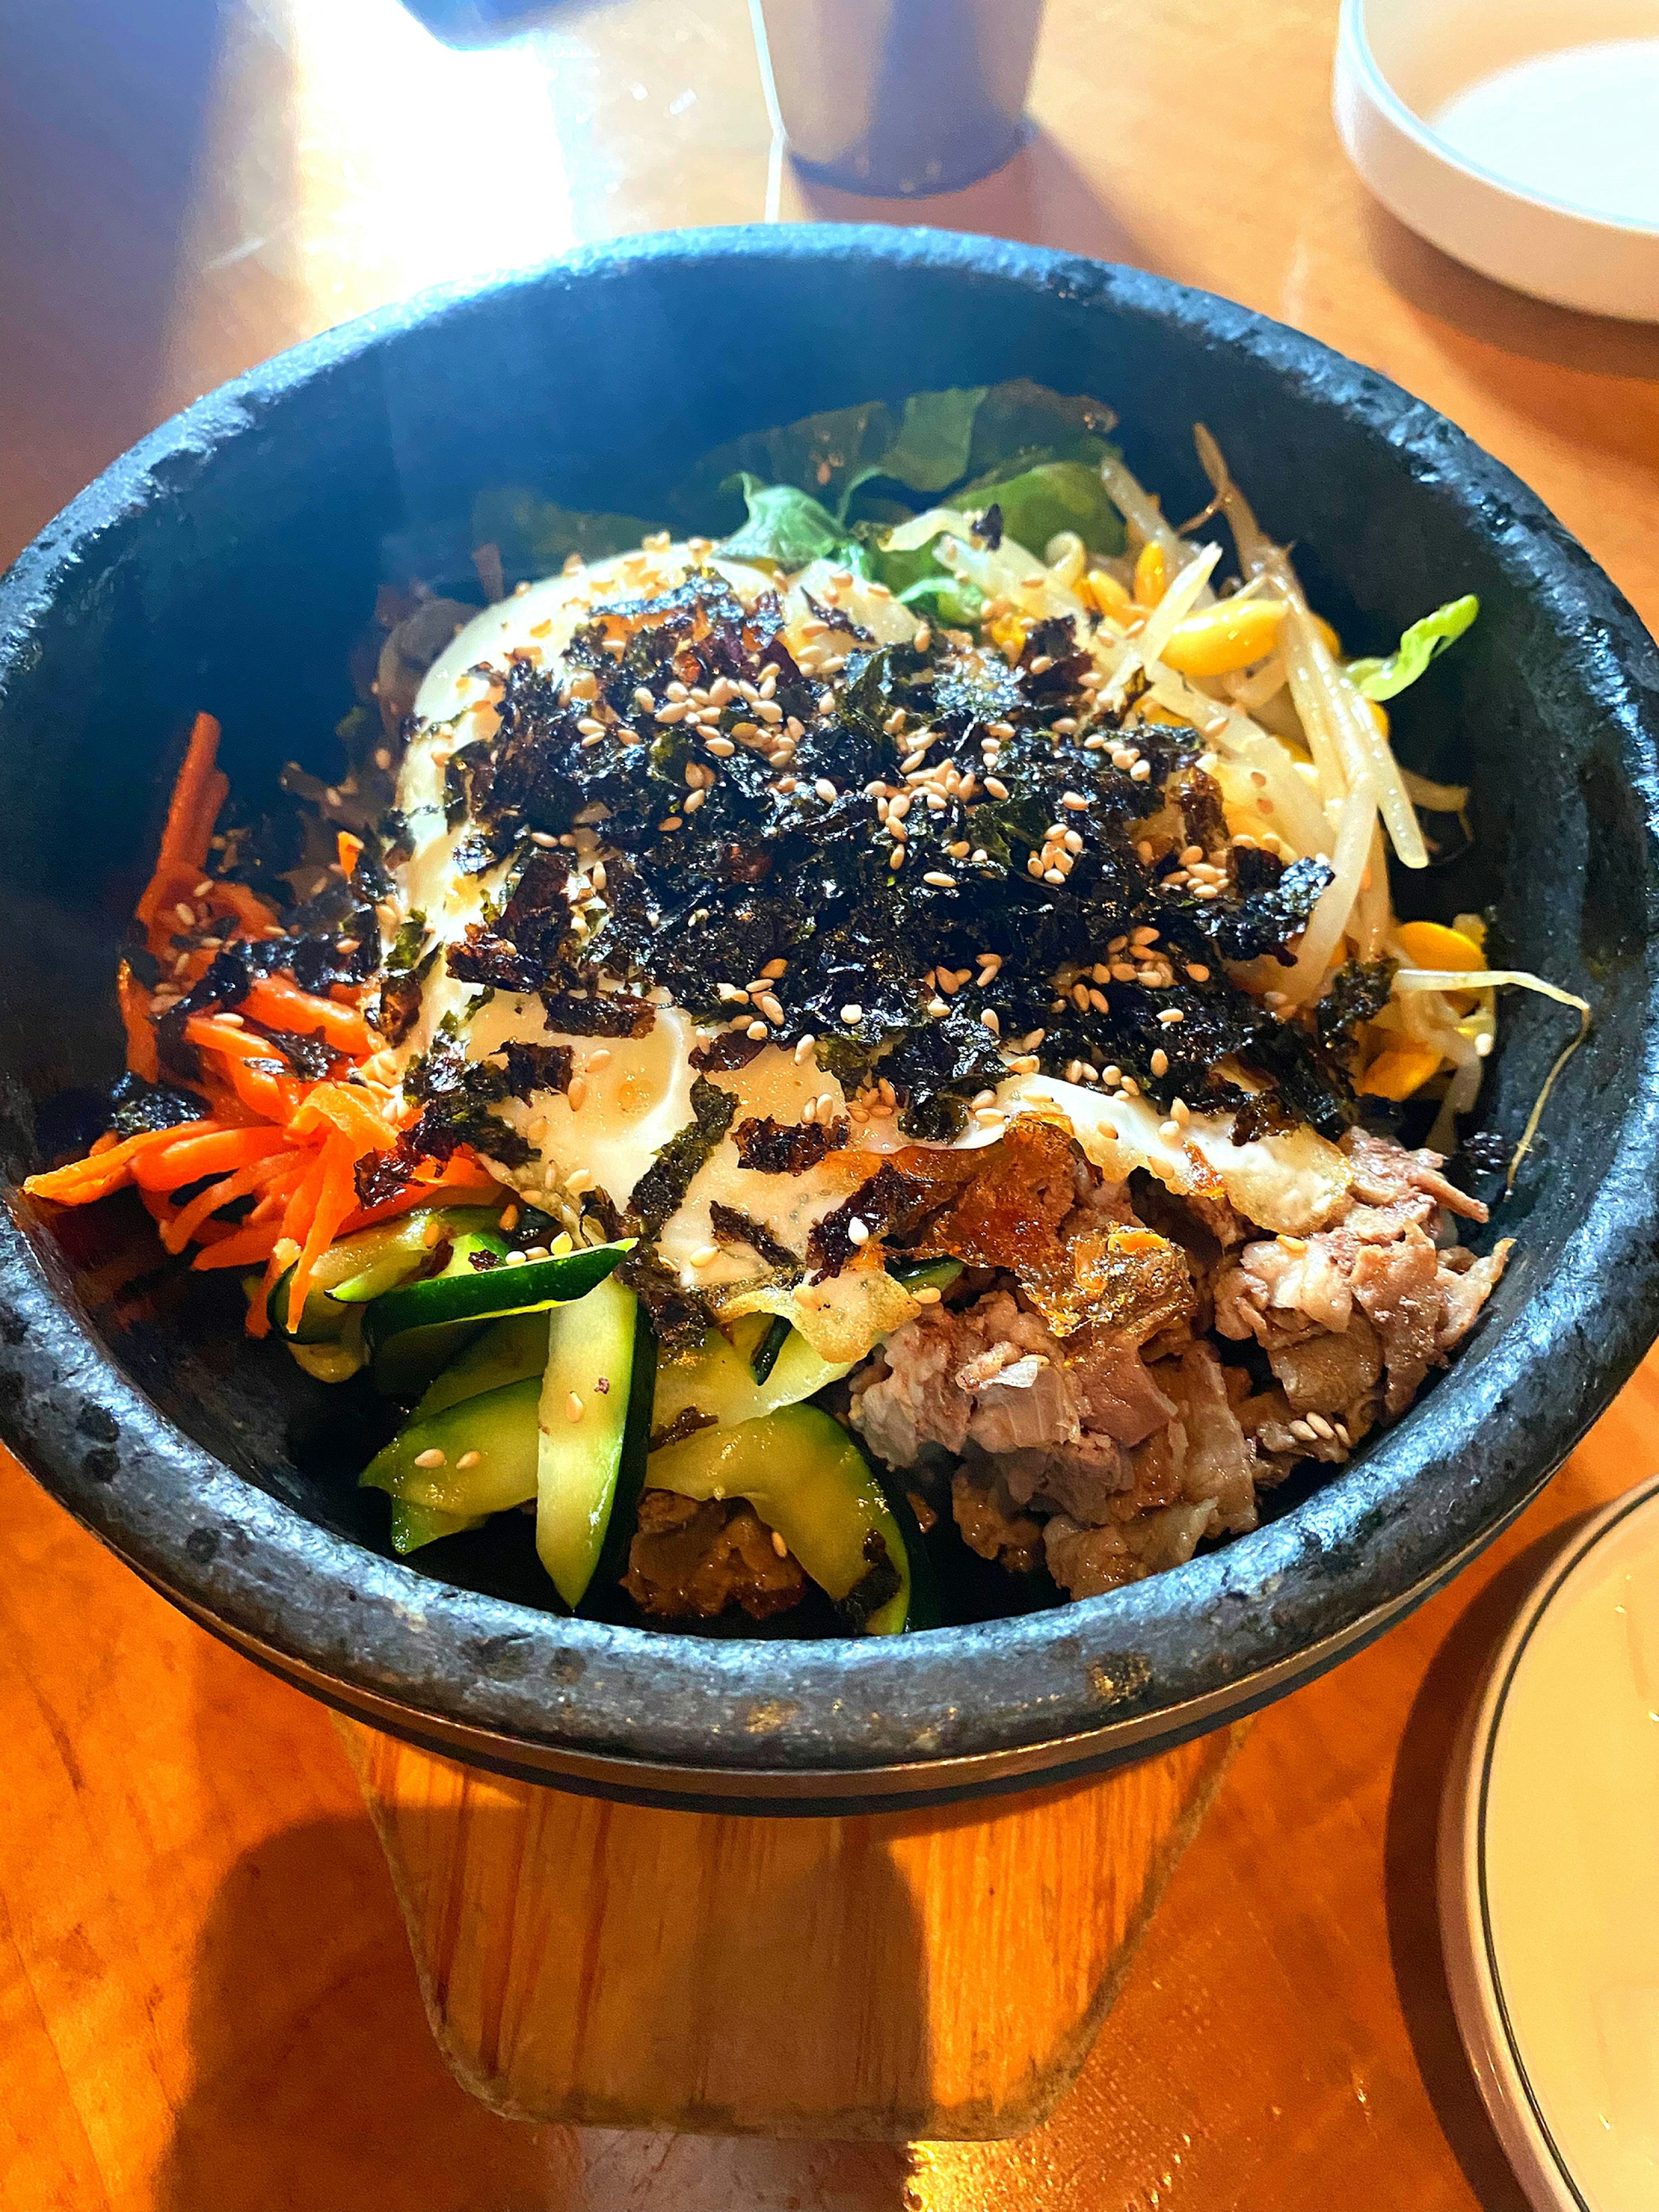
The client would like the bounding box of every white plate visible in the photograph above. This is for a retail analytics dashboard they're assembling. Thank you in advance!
[1333,0,1659,320]
[1439,1472,1659,2212]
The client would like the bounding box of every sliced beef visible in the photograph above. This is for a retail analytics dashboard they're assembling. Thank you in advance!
[950,1466,1044,1574]
[622,1489,804,1621]
[1043,1500,1220,1599]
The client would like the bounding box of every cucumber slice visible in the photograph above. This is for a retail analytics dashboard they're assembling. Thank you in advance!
[414,1310,551,1421]
[645,1405,914,1634]
[535,1276,657,1610]
[365,1239,632,1395]
[388,1500,485,1554]
[750,1315,792,1384]
[652,1312,852,1439]
[360,1374,541,1517]
[272,1205,505,1340]
[887,1255,963,1296]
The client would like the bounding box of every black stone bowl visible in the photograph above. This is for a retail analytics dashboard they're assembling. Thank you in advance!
[3,227,1657,1814]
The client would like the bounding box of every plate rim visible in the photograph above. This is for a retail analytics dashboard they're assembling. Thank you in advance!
[1439,1467,1659,2212]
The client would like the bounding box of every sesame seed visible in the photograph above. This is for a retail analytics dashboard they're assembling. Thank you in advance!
[421,1218,444,1248]
[683,789,706,812]
[847,1218,870,1246]
[889,848,904,869]
[530,830,557,848]
[1150,1049,1169,1077]
[1130,760,1152,782]
[973,1107,1004,1127]
[1288,1419,1316,1443]
[814,778,837,801]
[794,1034,816,1063]
[1157,1008,1185,1026]
[499,1205,521,1231]
[743,1020,766,1039]
[566,1392,586,1423]
[987,721,1014,740]
[980,1009,1001,1036]
[586,1048,611,1070]
[455,1450,482,1470]
[568,1077,588,1110]
[688,1245,719,1269]
[923,871,957,889]
[1061,792,1089,811]
[756,992,784,1024]
[1187,964,1211,982]
[658,816,683,832]
[504,1249,528,1267]
[914,1284,943,1305]
[577,717,605,737]
[633,686,656,712]
[1307,1413,1336,1440]
[841,1004,864,1026]
[1044,868,1066,886]
[413,1448,446,1468]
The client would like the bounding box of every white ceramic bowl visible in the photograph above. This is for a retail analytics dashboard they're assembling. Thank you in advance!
[1439,1472,1659,2212]
[1334,0,1659,320]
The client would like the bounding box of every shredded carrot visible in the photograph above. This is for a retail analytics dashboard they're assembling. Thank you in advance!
[132,1125,293,1192]
[243,977,371,1059]
[118,963,159,1082]
[192,1224,285,1270]
[23,1119,218,1204]
[161,1151,303,1254]
[335,1155,500,1236]
[287,1081,397,1155]
[28,707,521,1335]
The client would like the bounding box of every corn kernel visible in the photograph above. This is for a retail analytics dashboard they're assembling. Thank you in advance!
[1133,540,1166,608]
[1357,1042,1443,1100]
[1160,597,1289,677]
[1085,568,1133,619]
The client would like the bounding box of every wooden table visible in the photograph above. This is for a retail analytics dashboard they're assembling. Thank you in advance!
[3,1,1656,2202]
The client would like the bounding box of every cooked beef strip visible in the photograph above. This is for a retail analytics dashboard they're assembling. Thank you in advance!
[622,1489,805,1621]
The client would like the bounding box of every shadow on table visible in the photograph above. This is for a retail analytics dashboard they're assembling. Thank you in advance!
[1383,1513,1591,2212]
[151,1801,919,2212]
[789,124,1155,273]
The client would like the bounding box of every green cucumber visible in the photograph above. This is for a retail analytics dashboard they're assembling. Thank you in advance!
[388,1500,485,1554]
[535,1276,657,1610]
[652,1311,852,1439]
[750,1315,793,1384]
[273,1204,505,1340]
[365,1238,633,1398]
[414,1310,551,1421]
[645,1404,915,1634]
[887,1255,963,1296]
[360,1374,541,1518]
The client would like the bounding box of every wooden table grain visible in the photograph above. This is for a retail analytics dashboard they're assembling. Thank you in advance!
[2,1,1656,2204]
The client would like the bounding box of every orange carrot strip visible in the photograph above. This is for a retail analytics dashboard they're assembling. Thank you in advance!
[334,1155,502,1236]
[135,714,226,948]
[22,1119,218,1204]
[186,1019,306,1121]
[132,1126,292,1192]
[162,1151,302,1253]
[192,1224,283,1270]
[205,881,283,936]
[117,963,159,1081]
[243,978,370,1059]
[287,1081,396,1155]
[283,1134,358,1326]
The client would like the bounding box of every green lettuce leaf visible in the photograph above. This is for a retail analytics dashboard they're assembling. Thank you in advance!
[1348,595,1479,701]
[718,476,849,568]
[674,400,901,537]
[472,486,662,584]
[954,458,1124,558]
